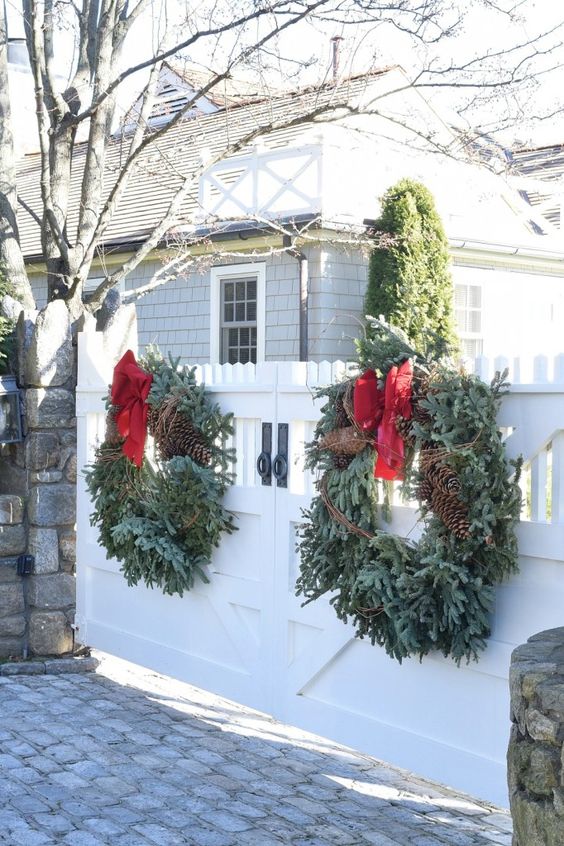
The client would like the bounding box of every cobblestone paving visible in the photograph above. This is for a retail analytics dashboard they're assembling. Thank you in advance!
[0,654,513,846]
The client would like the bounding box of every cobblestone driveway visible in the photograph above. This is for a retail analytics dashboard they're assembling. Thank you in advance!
[0,654,513,846]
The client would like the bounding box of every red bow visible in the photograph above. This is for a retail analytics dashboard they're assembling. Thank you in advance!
[353,361,413,481]
[353,369,384,433]
[111,350,153,468]
[374,360,413,480]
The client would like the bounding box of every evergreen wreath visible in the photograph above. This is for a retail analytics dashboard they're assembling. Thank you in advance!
[86,347,236,596]
[296,319,522,664]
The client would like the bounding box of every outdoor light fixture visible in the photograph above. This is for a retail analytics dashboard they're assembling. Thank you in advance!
[0,376,23,444]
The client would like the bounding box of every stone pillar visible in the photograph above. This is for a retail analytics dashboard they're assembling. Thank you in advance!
[21,300,76,656]
[0,495,26,656]
[0,298,137,657]
[0,300,76,657]
[508,628,564,845]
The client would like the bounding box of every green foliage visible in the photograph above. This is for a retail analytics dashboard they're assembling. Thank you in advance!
[365,178,458,357]
[296,322,522,664]
[142,347,233,473]
[85,348,236,596]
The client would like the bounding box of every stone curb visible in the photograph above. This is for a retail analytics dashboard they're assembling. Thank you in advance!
[0,655,99,676]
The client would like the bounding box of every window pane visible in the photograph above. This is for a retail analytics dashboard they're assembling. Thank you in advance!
[461,338,483,358]
[220,275,259,364]
[454,286,467,308]
[469,310,481,333]
[469,286,481,308]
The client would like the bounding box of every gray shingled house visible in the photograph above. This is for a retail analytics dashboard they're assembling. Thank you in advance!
[18,67,564,366]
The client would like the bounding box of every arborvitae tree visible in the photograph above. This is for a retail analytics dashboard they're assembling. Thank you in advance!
[365,178,458,354]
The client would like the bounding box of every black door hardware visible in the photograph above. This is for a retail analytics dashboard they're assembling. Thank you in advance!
[273,423,289,488]
[256,422,272,486]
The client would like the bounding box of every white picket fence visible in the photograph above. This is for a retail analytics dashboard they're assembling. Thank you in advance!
[75,332,564,808]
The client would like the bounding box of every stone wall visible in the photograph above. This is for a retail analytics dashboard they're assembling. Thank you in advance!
[0,299,76,658]
[508,627,564,845]
[0,495,26,655]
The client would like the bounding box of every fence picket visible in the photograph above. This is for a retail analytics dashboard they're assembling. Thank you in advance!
[551,433,564,524]
[533,354,550,383]
[530,451,549,522]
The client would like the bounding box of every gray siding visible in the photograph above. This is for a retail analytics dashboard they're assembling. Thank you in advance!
[265,252,299,361]
[26,247,367,363]
[129,260,210,362]
[308,246,368,362]
[132,253,302,363]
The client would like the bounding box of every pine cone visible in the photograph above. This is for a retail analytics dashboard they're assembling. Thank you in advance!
[319,427,371,456]
[333,453,353,470]
[419,443,439,475]
[431,488,471,540]
[334,394,350,429]
[149,407,212,466]
[335,410,350,429]
[395,415,415,446]
[412,405,431,425]
[418,479,433,502]
[426,462,462,495]
[105,406,123,445]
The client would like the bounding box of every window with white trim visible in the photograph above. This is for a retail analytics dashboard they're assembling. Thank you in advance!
[454,283,483,359]
[210,264,265,364]
[220,277,257,364]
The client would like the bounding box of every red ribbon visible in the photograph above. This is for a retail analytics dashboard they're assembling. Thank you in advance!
[374,360,413,480]
[353,361,413,481]
[353,369,385,433]
[111,350,153,468]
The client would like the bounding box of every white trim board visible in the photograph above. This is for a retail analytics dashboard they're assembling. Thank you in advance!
[210,262,266,364]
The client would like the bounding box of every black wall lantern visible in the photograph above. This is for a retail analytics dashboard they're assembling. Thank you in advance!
[0,376,23,444]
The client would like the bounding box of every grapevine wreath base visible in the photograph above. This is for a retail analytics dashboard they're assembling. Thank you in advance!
[86,347,236,596]
[296,320,522,664]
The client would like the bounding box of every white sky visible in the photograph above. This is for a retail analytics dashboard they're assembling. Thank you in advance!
[5,0,564,147]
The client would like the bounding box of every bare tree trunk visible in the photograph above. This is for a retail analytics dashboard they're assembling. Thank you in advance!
[0,4,34,309]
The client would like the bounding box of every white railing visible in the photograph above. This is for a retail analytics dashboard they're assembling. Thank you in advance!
[466,352,564,385]
[199,144,323,220]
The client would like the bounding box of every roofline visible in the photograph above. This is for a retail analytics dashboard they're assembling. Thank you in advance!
[24,216,564,267]
[512,142,564,155]
[23,214,324,264]
[18,65,401,170]
[448,235,564,261]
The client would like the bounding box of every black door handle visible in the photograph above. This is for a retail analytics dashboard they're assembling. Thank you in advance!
[272,454,288,483]
[273,423,289,488]
[257,451,271,480]
[257,423,272,486]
